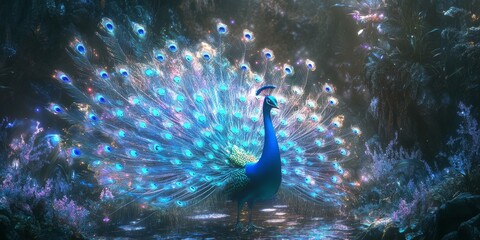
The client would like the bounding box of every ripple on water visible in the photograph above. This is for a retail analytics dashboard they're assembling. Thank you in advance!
[188,213,229,220]
[260,208,276,212]
[265,218,286,223]
[118,224,145,231]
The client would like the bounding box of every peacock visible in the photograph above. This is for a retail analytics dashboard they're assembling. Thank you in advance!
[47,17,361,231]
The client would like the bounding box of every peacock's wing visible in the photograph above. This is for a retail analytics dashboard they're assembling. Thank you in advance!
[227,145,258,167]
[223,168,251,200]
[223,145,258,199]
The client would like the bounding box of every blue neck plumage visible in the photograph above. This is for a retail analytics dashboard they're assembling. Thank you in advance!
[245,97,281,179]
[260,106,280,162]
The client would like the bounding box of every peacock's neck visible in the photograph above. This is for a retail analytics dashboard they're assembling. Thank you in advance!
[244,103,282,180]
[259,107,280,166]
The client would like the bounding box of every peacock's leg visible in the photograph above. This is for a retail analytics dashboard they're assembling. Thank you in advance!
[247,200,264,232]
[234,201,243,231]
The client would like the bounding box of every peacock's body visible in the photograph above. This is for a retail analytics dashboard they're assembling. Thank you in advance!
[48,17,360,229]
[224,87,282,230]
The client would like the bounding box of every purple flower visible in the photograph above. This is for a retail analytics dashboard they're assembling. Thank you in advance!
[53,195,89,227]
[100,188,114,201]
[447,102,480,175]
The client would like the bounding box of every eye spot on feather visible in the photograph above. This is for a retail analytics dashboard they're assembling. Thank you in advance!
[305,59,316,71]
[71,148,81,156]
[88,113,98,121]
[283,64,294,75]
[168,42,178,52]
[59,74,70,83]
[51,104,63,113]
[262,48,275,61]
[96,94,106,103]
[240,63,249,71]
[217,23,228,34]
[76,43,86,54]
[155,52,166,62]
[119,68,129,77]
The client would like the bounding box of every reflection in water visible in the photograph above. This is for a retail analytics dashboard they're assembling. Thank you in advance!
[118,224,146,232]
[118,220,146,232]
[260,208,277,212]
[265,218,286,223]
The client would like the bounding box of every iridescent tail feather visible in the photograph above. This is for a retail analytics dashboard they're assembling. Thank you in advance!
[49,17,360,210]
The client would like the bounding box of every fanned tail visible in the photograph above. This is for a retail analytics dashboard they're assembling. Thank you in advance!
[49,17,360,210]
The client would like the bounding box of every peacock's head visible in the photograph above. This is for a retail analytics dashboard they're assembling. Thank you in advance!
[264,96,279,109]
[256,85,279,110]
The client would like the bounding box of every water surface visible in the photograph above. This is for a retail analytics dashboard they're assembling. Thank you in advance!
[100,200,357,239]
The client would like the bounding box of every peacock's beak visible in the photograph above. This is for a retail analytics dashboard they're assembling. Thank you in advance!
[272,102,279,109]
